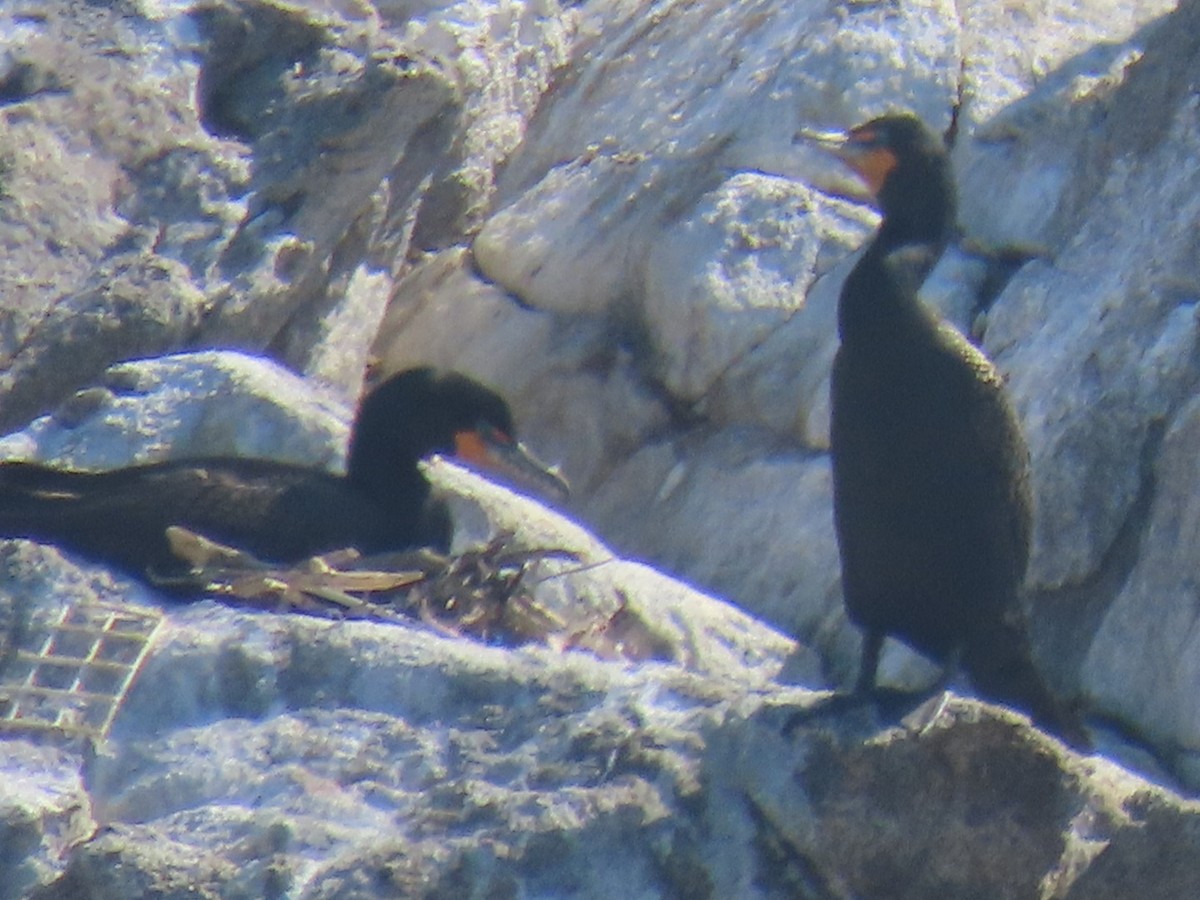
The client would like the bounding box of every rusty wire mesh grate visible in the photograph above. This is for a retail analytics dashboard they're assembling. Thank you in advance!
[0,600,162,741]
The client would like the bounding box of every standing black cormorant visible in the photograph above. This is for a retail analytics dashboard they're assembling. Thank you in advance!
[813,114,1087,748]
[0,367,567,585]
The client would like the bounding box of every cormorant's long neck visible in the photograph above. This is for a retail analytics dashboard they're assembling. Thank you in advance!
[837,242,921,346]
[872,147,956,250]
[870,192,954,252]
[346,431,434,538]
[837,166,956,346]
[349,451,428,500]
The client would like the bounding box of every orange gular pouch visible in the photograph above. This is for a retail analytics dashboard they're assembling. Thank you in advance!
[453,428,499,467]
[843,143,898,197]
[450,428,569,501]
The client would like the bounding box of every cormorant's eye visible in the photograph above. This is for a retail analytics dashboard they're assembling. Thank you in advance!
[478,422,514,446]
[849,127,883,148]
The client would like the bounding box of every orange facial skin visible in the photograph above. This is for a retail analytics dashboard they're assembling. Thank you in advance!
[452,428,569,500]
[836,127,899,197]
[453,429,495,467]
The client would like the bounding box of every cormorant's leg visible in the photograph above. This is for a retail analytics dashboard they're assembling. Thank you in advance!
[871,644,962,722]
[781,629,885,737]
[853,630,883,695]
[783,636,973,738]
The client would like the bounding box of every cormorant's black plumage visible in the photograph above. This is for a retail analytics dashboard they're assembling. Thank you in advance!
[826,114,1087,748]
[0,368,564,586]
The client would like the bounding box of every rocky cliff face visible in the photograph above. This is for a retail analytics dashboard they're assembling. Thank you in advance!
[2,0,1200,896]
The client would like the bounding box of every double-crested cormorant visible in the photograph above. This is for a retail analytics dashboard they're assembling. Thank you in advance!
[814,114,1087,748]
[0,367,567,584]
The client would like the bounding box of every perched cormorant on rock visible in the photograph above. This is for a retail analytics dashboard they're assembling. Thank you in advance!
[0,367,568,585]
[811,114,1088,749]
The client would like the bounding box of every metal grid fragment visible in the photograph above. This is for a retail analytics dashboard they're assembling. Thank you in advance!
[0,600,162,741]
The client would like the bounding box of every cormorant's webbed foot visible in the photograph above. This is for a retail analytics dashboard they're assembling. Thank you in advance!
[781,690,876,737]
[781,683,948,739]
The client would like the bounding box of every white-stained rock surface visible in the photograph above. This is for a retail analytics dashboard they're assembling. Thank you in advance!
[0,351,351,470]
[3,0,1200,894]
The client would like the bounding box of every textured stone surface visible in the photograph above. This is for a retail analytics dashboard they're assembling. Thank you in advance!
[3,0,1200,893]
[0,351,351,470]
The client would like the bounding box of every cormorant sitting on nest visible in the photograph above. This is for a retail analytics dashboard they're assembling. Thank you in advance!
[0,367,567,586]
[810,114,1088,749]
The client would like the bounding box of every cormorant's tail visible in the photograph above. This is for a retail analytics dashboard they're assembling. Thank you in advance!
[0,463,93,538]
[0,462,90,497]
[963,621,1091,752]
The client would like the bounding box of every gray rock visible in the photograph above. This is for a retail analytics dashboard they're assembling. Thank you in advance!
[2,469,1197,898]
[1083,392,1200,764]
[0,255,209,436]
[639,176,852,402]
[0,740,92,900]
[581,430,848,669]
[0,350,350,471]
[369,247,671,496]
[5,0,1200,893]
[4,585,1198,898]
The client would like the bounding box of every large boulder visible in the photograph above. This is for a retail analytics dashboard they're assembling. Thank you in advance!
[3,0,1200,893]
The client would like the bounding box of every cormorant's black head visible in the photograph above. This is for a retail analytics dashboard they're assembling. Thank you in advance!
[347,367,567,501]
[821,113,956,246]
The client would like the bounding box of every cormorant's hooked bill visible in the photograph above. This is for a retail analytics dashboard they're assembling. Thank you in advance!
[816,112,1089,750]
[796,122,903,200]
[449,419,568,501]
[0,367,567,589]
